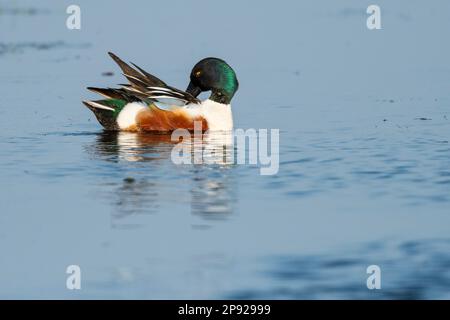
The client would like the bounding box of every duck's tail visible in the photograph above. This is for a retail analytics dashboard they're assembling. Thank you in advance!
[83,96,130,130]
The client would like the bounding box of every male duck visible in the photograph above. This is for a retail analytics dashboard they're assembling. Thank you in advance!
[83,52,238,132]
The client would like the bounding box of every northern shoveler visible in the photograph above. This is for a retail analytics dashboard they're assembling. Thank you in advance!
[83,52,238,132]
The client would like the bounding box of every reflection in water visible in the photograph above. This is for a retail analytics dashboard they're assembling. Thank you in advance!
[88,131,236,225]
[91,131,176,163]
[112,178,159,229]
[190,167,236,220]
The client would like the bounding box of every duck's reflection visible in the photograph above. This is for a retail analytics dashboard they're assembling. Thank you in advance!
[113,178,159,222]
[93,131,176,163]
[190,168,235,220]
[90,131,236,225]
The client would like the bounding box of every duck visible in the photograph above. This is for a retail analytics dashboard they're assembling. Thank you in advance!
[83,52,239,132]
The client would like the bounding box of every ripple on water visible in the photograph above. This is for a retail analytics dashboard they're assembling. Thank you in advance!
[0,41,91,56]
[269,130,450,205]
[226,239,450,299]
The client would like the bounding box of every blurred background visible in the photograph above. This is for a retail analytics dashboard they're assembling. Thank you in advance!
[0,0,449,299]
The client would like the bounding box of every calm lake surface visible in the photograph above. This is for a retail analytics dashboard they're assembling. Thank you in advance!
[0,0,449,299]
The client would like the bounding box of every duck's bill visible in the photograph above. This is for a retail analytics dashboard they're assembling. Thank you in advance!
[186,81,201,97]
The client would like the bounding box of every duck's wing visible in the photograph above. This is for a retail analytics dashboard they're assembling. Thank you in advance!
[106,52,200,105]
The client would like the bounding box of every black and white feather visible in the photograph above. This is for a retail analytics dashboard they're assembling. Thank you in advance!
[106,52,200,105]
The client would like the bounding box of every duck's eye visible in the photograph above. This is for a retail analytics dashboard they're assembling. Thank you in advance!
[195,70,202,77]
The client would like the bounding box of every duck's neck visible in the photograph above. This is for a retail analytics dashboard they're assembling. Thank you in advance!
[201,99,233,131]
[209,89,233,104]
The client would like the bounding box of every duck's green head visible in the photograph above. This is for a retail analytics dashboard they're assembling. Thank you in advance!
[186,58,239,105]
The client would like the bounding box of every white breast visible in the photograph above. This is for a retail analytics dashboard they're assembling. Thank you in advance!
[186,99,233,131]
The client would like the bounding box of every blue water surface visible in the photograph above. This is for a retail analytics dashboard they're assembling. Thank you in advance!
[0,0,449,299]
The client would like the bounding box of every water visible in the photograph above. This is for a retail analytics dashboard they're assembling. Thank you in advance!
[0,0,449,299]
